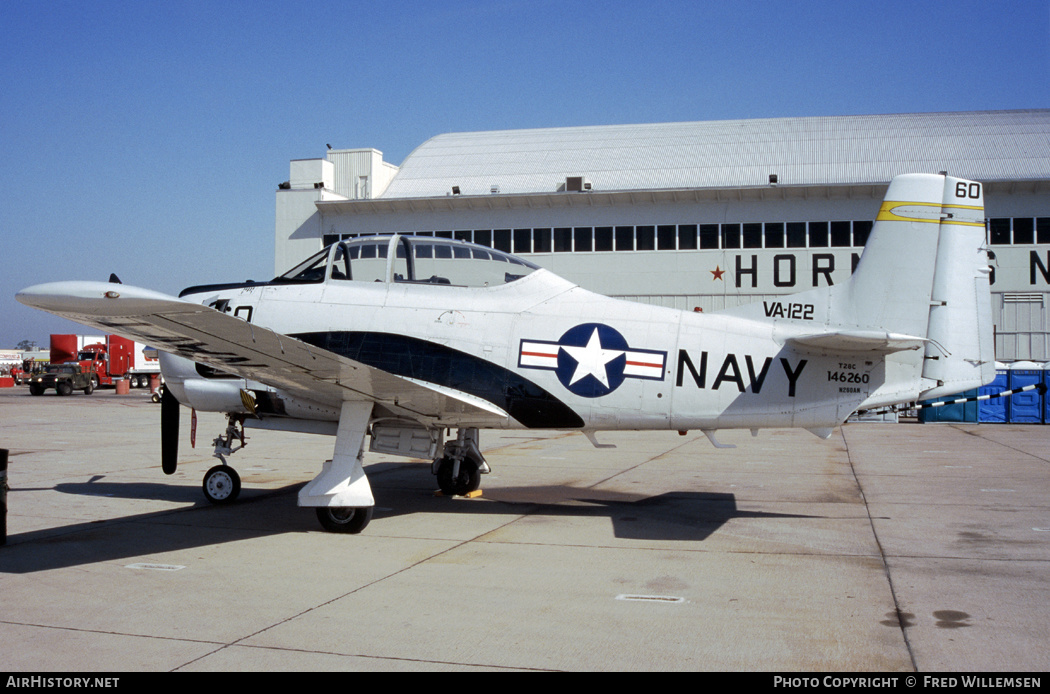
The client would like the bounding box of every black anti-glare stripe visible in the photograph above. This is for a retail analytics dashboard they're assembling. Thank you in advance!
[292,331,585,429]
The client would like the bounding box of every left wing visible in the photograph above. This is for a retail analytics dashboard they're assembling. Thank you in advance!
[16,281,510,426]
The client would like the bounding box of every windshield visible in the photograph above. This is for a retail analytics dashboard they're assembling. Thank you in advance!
[274,235,540,288]
[275,248,330,284]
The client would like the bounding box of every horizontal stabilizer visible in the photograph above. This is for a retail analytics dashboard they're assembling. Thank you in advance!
[785,330,926,355]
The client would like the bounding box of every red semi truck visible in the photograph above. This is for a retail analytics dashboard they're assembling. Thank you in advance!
[49,334,161,389]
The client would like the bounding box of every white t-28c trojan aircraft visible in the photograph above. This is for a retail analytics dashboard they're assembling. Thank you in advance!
[18,173,995,533]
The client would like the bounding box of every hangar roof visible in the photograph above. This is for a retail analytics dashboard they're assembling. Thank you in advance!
[378,110,1050,200]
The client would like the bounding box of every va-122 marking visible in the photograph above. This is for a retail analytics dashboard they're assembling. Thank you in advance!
[763,301,815,320]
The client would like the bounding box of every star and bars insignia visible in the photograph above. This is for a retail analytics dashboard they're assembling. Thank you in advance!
[518,323,667,398]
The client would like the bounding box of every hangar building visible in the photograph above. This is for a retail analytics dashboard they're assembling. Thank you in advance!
[275,109,1050,362]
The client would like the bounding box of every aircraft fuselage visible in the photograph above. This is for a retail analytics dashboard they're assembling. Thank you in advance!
[175,266,878,435]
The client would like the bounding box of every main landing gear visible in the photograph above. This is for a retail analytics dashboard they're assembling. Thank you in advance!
[198,410,490,533]
[432,428,489,497]
[298,401,376,534]
[315,505,373,534]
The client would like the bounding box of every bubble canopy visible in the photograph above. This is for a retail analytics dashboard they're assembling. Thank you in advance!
[274,235,541,288]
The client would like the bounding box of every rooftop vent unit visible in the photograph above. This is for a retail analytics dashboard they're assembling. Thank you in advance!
[566,176,592,192]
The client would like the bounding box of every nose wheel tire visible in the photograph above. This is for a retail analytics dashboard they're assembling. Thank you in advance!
[315,506,373,533]
[203,465,241,504]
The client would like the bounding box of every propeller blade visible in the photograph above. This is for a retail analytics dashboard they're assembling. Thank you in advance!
[161,386,179,474]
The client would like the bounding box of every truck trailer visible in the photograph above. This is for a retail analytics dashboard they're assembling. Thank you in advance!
[49,334,161,388]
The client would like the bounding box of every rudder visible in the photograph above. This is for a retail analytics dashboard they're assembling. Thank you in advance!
[918,176,995,399]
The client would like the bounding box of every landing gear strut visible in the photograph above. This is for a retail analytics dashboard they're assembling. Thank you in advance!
[202,415,247,504]
[299,401,376,534]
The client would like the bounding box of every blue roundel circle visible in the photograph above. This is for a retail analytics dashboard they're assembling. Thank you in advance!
[554,323,630,398]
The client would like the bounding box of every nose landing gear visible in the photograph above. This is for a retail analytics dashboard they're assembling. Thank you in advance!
[202,415,247,504]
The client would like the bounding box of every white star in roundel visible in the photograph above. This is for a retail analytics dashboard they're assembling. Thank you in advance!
[559,328,625,388]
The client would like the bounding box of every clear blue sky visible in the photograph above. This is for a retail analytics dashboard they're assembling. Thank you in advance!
[2,0,1048,347]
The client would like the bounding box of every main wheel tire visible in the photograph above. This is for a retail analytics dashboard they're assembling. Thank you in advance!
[203,465,241,504]
[436,456,481,496]
[83,382,94,395]
[315,506,373,534]
[56,382,73,396]
[29,384,44,396]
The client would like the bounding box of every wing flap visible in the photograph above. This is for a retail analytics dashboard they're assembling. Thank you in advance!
[17,281,509,426]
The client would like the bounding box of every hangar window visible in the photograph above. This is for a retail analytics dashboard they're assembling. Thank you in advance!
[1038,218,1050,244]
[575,227,594,253]
[615,226,634,251]
[678,225,698,250]
[742,223,762,248]
[1013,218,1034,245]
[808,222,829,248]
[657,225,677,250]
[722,224,741,249]
[636,226,655,251]
[494,229,512,253]
[990,218,1011,245]
[830,221,852,247]
[553,227,572,252]
[533,228,552,253]
[324,216,901,258]
[699,224,719,249]
[595,226,613,251]
[853,221,873,247]
[764,223,784,248]
[514,228,532,254]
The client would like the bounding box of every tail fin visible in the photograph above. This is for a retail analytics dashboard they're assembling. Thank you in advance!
[722,172,995,404]
[847,173,995,400]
